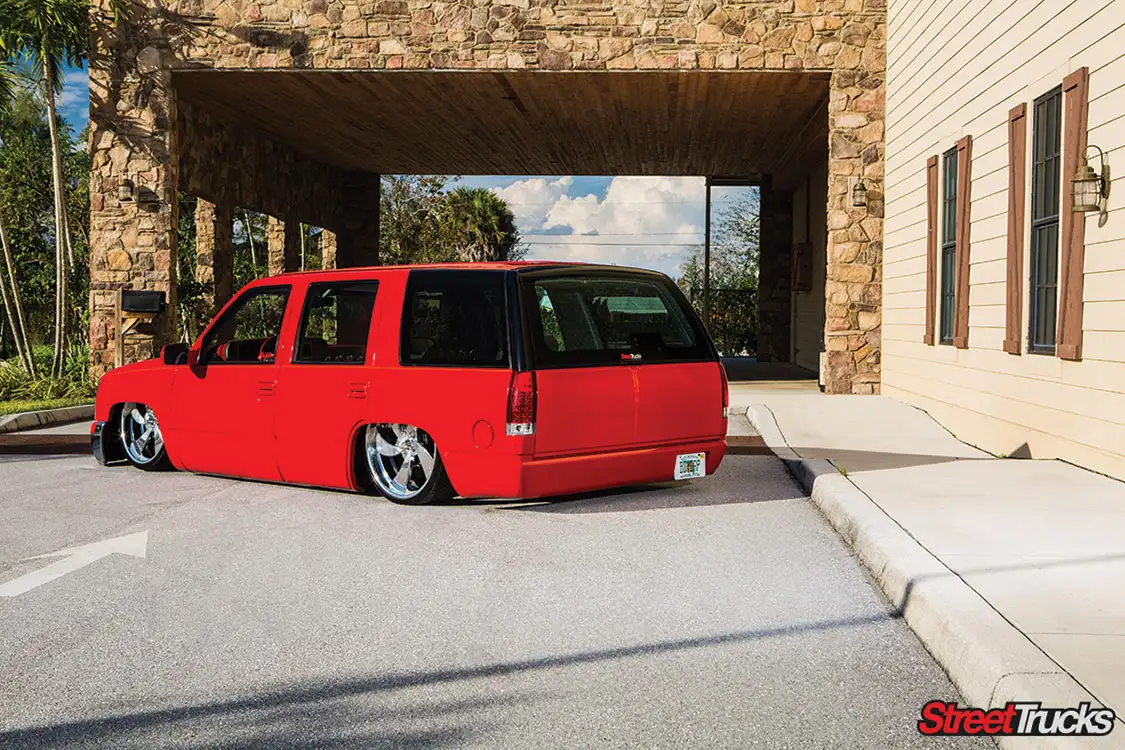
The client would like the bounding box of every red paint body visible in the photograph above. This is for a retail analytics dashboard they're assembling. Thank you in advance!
[94,262,728,499]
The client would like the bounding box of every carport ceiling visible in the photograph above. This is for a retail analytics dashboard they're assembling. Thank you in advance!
[173,70,829,178]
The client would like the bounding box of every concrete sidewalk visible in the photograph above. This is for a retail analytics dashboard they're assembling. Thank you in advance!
[744,390,1125,747]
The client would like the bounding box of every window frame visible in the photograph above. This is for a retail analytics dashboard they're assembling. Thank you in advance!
[199,284,292,366]
[939,147,958,345]
[398,269,513,369]
[290,279,381,366]
[1028,86,1062,355]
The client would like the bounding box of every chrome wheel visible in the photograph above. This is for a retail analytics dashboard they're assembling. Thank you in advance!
[365,423,437,501]
[120,402,165,466]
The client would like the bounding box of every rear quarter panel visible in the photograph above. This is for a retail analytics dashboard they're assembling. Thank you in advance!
[361,273,524,497]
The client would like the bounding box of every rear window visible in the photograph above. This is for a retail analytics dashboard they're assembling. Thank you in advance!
[523,273,713,368]
[400,270,510,368]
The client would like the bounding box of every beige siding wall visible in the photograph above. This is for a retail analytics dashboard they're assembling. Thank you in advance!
[791,158,829,374]
[884,0,1125,477]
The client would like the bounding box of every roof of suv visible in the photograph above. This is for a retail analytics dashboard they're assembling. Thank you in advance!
[266,260,669,281]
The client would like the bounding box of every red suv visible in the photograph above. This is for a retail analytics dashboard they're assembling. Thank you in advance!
[92,262,729,504]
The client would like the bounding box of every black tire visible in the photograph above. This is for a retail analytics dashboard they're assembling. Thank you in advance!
[360,423,456,505]
[118,402,173,471]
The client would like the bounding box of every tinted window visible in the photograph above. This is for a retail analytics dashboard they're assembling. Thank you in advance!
[524,274,712,368]
[1029,86,1061,354]
[295,281,379,364]
[400,271,509,367]
[203,286,290,364]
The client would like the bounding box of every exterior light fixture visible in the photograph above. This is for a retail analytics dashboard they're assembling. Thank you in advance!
[1072,146,1109,213]
[118,178,135,203]
[852,178,868,208]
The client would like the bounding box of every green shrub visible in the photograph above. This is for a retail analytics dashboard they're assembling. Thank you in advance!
[0,341,96,402]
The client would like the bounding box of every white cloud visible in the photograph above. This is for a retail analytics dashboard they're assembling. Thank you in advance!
[492,176,573,230]
[492,176,705,279]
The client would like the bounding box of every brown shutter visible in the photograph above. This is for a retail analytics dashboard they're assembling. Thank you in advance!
[1057,67,1089,361]
[952,135,973,349]
[1004,104,1027,354]
[924,155,939,345]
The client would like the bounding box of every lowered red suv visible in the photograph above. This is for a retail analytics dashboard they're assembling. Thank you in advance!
[92,262,729,504]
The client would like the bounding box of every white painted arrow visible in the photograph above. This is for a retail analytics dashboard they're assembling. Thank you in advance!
[0,531,148,597]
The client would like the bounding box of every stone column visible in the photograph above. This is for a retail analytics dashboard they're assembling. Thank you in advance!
[823,51,886,394]
[194,199,234,317]
[267,217,301,275]
[88,0,177,379]
[757,180,794,363]
[336,172,381,268]
[320,230,337,270]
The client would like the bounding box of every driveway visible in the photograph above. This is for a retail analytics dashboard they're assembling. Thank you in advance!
[0,438,986,748]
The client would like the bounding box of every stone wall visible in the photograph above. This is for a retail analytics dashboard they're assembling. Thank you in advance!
[90,0,886,391]
[177,99,348,229]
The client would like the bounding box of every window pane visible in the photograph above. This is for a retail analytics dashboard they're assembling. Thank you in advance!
[400,271,509,367]
[295,281,379,364]
[204,288,289,363]
[526,274,709,367]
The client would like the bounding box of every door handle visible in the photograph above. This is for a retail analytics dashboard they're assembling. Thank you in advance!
[258,380,276,397]
[346,382,369,399]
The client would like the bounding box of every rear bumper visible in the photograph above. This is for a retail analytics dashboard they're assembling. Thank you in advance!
[447,437,727,500]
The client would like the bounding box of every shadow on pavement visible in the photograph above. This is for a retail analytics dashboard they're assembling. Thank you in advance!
[787,447,993,473]
[0,609,899,749]
[492,455,805,514]
[0,434,90,455]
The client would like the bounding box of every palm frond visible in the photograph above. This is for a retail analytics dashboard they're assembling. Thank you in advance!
[0,60,16,114]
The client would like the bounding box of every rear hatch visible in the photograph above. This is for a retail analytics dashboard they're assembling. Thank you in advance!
[517,267,726,456]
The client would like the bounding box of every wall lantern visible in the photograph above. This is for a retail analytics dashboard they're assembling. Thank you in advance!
[1072,145,1109,214]
[118,178,135,203]
[851,178,868,208]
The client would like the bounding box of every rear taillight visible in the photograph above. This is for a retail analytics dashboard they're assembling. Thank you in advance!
[719,363,729,419]
[506,371,536,436]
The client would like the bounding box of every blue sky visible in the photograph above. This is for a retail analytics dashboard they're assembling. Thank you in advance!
[61,63,751,278]
[57,63,89,129]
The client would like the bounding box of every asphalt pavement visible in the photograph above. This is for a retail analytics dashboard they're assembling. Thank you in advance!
[0,433,988,748]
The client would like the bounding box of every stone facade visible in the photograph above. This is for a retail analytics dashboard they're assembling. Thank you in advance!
[194,198,235,316]
[90,0,886,392]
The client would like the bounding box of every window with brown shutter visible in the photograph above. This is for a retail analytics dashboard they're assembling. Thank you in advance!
[1057,66,1090,361]
[924,155,939,345]
[953,135,973,349]
[1004,104,1027,355]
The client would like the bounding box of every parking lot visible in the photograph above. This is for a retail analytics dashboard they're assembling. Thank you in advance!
[0,424,986,748]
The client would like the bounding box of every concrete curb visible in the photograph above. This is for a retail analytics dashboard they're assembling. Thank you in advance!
[747,404,1113,750]
[0,404,94,434]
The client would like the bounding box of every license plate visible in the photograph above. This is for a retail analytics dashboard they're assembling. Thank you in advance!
[674,452,706,480]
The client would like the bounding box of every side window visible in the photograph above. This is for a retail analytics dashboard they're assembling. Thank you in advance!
[294,281,380,364]
[939,147,958,345]
[400,271,509,367]
[1029,86,1062,354]
[202,287,290,364]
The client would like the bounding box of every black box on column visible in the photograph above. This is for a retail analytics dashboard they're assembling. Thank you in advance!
[121,290,166,314]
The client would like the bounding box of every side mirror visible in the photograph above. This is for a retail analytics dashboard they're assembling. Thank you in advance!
[162,343,189,365]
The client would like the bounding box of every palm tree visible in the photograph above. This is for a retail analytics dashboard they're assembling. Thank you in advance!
[441,187,523,263]
[0,0,94,376]
[0,60,35,374]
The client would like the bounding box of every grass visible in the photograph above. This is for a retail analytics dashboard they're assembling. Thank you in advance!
[0,396,93,417]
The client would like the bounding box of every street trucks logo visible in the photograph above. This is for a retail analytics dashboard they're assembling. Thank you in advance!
[919,701,1115,737]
